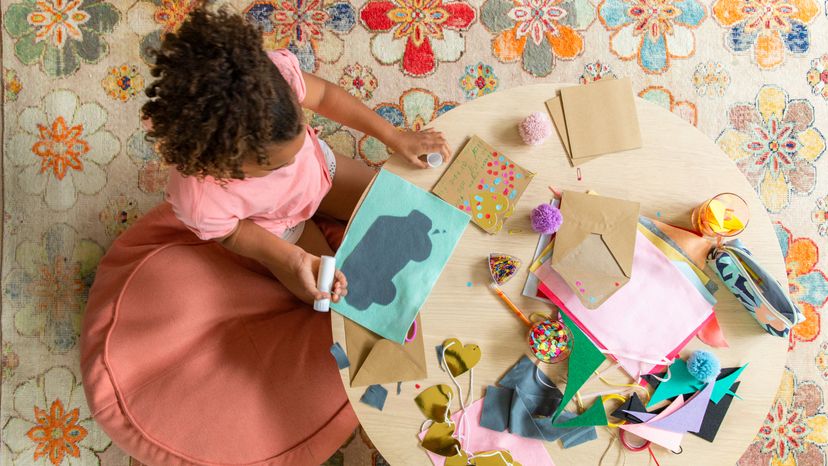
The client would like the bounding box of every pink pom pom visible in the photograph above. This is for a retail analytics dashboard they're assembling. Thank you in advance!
[519,112,553,146]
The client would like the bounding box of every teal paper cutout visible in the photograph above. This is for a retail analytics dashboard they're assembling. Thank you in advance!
[553,313,607,420]
[333,170,469,342]
[552,397,608,427]
[648,359,746,407]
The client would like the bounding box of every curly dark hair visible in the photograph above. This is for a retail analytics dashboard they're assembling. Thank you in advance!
[142,7,304,180]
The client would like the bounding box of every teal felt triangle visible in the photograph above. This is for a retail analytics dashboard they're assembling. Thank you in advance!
[552,397,608,427]
[648,360,748,408]
[552,314,606,420]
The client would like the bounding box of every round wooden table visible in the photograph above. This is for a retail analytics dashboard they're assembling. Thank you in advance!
[330,83,788,465]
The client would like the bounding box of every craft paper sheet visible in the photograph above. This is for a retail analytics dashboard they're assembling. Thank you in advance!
[546,78,642,163]
[419,399,555,466]
[535,230,714,379]
[334,170,469,342]
[432,135,534,234]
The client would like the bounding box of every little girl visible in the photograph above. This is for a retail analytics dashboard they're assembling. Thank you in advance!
[143,8,450,304]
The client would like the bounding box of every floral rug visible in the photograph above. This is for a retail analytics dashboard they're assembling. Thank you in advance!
[2,0,828,464]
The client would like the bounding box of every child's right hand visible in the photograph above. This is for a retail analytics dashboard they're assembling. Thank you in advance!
[274,250,348,305]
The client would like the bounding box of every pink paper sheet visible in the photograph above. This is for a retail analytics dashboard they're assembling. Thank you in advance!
[535,231,714,379]
[418,399,555,466]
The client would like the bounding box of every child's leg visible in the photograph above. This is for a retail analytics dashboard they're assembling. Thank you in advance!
[317,151,375,221]
[295,220,334,257]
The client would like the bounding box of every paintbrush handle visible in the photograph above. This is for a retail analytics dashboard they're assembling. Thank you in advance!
[492,285,532,327]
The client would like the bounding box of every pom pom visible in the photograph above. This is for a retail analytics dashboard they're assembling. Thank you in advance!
[531,203,563,234]
[519,112,553,146]
[686,350,721,383]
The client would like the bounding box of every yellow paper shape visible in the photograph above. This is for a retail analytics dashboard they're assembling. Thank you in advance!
[705,199,727,227]
[443,338,482,377]
[415,384,454,422]
[422,422,461,457]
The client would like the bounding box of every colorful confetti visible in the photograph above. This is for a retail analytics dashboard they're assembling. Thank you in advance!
[489,253,522,285]
[529,319,573,364]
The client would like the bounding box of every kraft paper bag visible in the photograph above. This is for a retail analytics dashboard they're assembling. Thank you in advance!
[345,315,427,387]
[550,191,640,309]
[545,78,641,164]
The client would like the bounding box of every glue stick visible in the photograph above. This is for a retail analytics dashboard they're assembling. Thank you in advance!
[314,256,336,312]
[426,152,443,168]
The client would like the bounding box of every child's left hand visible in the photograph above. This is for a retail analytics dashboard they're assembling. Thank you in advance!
[388,128,451,169]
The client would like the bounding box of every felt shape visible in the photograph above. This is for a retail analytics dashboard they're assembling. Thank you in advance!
[545,78,641,165]
[416,384,454,422]
[329,342,350,369]
[335,170,469,342]
[474,450,521,466]
[422,421,462,457]
[536,230,714,379]
[647,382,715,433]
[694,382,740,442]
[489,254,522,285]
[611,393,649,423]
[647,361,746,407]
[710,364,747,404]
[442,338,482,377]
[637,217,713,272]
[360,384,388,411]
[624,410,657,422]
[433,135,535,234]
[344,315,427,387]
[498,357,562,416]
[419,399,555,466]
[549,191,640,309]
[696,313,729,348]
[552,397,608,427]
[552,313,606,420]
[481,385,512,432]
[560,425,598,449]
[687,350,721,383]
[620,396,686,451]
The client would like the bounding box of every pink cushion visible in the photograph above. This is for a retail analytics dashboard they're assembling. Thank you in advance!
[81,203,357,466]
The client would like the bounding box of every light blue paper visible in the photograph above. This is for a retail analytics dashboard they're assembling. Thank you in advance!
[333,170,469,342]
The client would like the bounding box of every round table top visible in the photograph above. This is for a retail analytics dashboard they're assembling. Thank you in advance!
[330,83,788,466]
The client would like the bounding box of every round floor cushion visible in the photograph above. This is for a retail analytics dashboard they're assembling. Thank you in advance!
[81,203,357,466]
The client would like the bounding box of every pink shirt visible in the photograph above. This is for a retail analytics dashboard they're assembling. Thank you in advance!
[166,50,332,241]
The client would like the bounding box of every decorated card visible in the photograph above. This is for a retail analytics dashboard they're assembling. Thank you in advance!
[433,136,534,234]
[333,170,469,343]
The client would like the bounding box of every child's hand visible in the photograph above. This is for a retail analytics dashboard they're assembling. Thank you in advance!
[388,128,451,169]
[276,250,348,305]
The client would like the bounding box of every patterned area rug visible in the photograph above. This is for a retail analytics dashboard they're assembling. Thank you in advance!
[2,0,828,464]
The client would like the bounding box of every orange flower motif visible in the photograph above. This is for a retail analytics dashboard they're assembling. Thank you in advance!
[775,223,828,349]
[27,0,90,48]
[153,0,199,33]
[712,0,818,69]
[32,116,89,181]
[26,399,88,465]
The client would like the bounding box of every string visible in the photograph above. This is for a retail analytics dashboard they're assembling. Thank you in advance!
[647,445,661,466]
[534,365,558,390]
[441,342,473,450]
[599,432,627,466]
[469,450,516,466]
[594,371,651,402]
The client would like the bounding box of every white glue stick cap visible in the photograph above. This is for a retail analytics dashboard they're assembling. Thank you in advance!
[313,255,336,312]
[427,152,443,168]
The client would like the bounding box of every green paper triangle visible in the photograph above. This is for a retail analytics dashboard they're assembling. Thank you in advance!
[552,397,608,427]
[552,314,606,421]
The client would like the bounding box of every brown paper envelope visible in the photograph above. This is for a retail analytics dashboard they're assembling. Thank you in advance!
[550,191,640,309]
[559,78,642,160]
[345,315,427,387]
[545,96,602,166]
[650,219,713,270]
